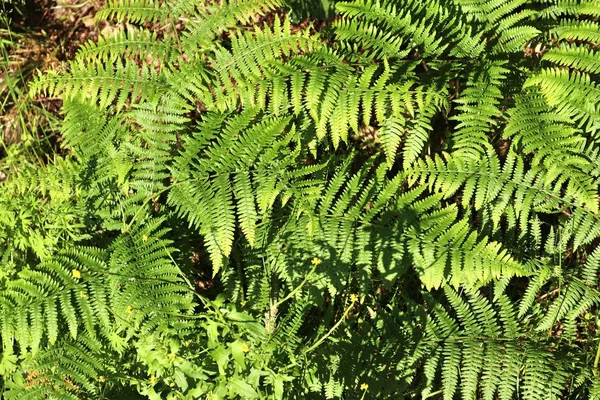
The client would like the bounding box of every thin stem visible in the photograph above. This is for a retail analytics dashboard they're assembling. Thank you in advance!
[304,299,356,354]
[274,263,318,308]
[423,389,443,399]
[594,334,600,372]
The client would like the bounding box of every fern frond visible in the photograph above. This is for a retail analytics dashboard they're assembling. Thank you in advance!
[542,43,600,74]
[335,0,485,59]
[233,171,258,247]
[168,111,306,273]
[423,283,585,400]
[181,0,283,52]
[95,0,169,24]
[208,15,319,111]
[536,278,600,333]
[449,61,507,158]
[554,19,600,43]
[32,59,165,111]
[452,0,539,53]
[525,68,600,134]
[541,0,600,18]
[77,27,177,64]
[504,90,588,168]
[582,246,600,286]
[409,150,599,231]
[408,207,528,290]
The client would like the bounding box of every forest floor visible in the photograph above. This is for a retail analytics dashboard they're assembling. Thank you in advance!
[0,0,104,158]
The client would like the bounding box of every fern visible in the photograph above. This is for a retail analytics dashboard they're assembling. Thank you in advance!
[422,282,590,400]
[9,0,600,397]
[32,59,165,111]
[181,0,283,52]
[95,0,169,24]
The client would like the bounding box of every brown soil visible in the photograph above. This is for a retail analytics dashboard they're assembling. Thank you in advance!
[5,0,107,61]
[1,0,107,155]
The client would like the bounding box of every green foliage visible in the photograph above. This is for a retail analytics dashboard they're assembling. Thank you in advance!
[1,0,600,398]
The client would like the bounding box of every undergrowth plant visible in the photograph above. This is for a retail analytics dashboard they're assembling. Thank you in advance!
[1,0,62,169]
[0,0,600,398]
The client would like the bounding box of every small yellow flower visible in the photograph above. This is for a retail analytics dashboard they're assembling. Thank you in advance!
[240,343,250,353]
[311,257,322,266]
[240,299,247,307]
[142,235,148,242]
[350,294,359,303]
[125,305,133,313]
[72,269,81,279]
[168,352,176,361]
[98,375,106,383]
[149,375,158,385]
[360,383,369,391]
[79,291,87,299]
